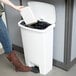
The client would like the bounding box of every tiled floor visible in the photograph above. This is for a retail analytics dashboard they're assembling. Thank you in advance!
[0,51,76,76]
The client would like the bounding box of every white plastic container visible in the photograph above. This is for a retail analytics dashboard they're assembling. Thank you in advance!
[18,1,56,75]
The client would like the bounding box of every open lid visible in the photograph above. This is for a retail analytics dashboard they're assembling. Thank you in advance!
[28,1,56,24]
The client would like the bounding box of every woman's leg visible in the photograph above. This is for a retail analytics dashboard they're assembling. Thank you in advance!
[0,17,12,54]
[0,17,32,72]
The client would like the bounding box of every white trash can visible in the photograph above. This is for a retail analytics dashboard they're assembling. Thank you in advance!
[18,1,56,75]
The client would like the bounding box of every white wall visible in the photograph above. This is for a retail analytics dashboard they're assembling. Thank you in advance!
[49,0,65,62]
[71,0,76,61]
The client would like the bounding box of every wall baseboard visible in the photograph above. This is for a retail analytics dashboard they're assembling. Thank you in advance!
[53,59,69,71]
[12,44,24,54]
[69,58,76,69]
[53,58,76,71]
[54,59,71,71]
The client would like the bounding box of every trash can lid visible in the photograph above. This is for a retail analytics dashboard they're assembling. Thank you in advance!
[28,1,56,24]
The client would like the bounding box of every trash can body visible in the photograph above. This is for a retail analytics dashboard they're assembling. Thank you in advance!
[18,1,56,75]
[18,20,55,75]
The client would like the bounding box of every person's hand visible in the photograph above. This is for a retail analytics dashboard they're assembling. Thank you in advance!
[15,6,25,12]
[0,0,25,12]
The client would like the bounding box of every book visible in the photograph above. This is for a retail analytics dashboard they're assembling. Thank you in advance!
[20,6,37,25]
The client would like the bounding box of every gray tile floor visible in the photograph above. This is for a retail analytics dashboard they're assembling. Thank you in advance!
[0,52,76,76]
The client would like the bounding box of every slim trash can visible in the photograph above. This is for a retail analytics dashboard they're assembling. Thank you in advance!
[18,1,56,75]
